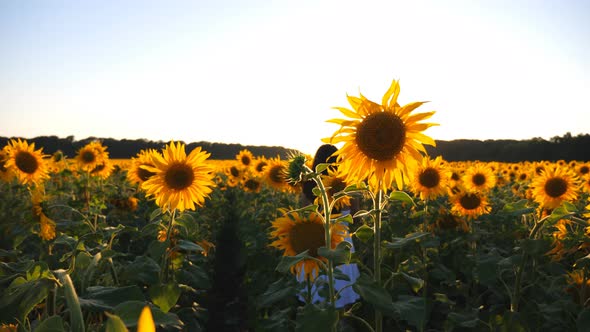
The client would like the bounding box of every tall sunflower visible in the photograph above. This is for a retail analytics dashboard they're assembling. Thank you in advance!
[75,141,109,172]
[450,187,491,220]
[269,208,348,281]
[141,141,216,212]
[3,138,50,186]
[127,149,159,185]
[409,156,449,201]
[263,156,290,192]
[530,167,580,210]
[323,79,437,191]
[462,162,497,192]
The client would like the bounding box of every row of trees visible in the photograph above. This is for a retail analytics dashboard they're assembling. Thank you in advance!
[1,132,589,161]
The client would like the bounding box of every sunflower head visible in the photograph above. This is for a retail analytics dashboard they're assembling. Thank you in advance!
[141,141,216,212]
[3,138,49,186]
[76,141,109,172]
[409,156,449,201]
[127,149,159,185]
[263,156,290,192]
[285,151,308,185]
[450,186,491,220]
[531,167,580,210]
[269,208,348,280]
[236,149,255,168]
[323,79,437,192]
[462,162,496,192]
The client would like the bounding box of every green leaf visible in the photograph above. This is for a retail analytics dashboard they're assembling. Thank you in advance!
[276,251,309,274]
[104,312,129,332]
[175,240,204,253]
[33,315,65,332]
[80,285,145,310]
[54,270,85,332]
[149,208,162,222]
[258,278,297,308]
[447,308,480,328]
[500,199,535,215]
[546,201,578,224]
[352,274,394,313]
[317,241,351,265]
[353,224,373,243]
[149,283,181,313]
[399,272,424,293]
[383,232,430,250]
[177,264,211,290]
[574,254,590,269]
[392,295,427,329]
[121,256,161,285]
[315,163,330,174]
[113,301,183,328]
[0,276,54,324]
[388,191,416,207]
[352,209,372,219]
[520,238,550,256]
[295,304,338,332]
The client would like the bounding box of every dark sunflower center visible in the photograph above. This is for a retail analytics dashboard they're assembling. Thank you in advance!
[328,178,346,196]
[580,166,589,175]
[544,177,567,198]
[355,112,406,161]
[419,168,440,188]
[165,163,194,190]
[256,161,267,173]
[269,165,285,184]
[519,173,527,181]
[15,151,39,174]
[289,221,326,257]
[244,179,260,191]
[241,156,251,166]
[138,163,156,181]
[460,193,481,210]
[472,173,486,186]
[230,166,240,177]
[451,172,460,181]
[81,150,96,163]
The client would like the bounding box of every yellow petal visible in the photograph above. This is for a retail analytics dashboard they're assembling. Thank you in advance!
[137,306,156,332]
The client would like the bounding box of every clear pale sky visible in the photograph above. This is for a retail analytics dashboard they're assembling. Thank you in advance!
[1,0,589,155]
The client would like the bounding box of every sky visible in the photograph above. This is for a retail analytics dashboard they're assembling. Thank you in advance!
[1,0,589,156]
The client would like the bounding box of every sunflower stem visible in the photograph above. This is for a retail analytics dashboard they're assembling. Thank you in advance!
[374,187,383,332]
[162,207,177,283]
[312,170,337,313]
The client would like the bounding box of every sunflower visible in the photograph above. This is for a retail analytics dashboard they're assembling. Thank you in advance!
[0,149,15,182]
[236,149,255,168]
[582,175,590,194]
[269,208,348,280]
[141,141,216,212]
[530,167,580,210]
[462,162,496,192]
[263,156,290,192]
[323,79,437,191]
[31,185,56,241]
[90,159,115,179]
[450,187,491,220]
[252,156,269,176]
[127,149,159,185]
[576,163,590,177]
[409,156,449,201]
[3,138,50,186]
[76,141,109,172]
[319,167,352,211]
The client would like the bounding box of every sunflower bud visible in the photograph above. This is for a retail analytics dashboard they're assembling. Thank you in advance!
[285,153,308,185]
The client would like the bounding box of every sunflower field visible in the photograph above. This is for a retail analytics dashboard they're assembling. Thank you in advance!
[2,80,590,332]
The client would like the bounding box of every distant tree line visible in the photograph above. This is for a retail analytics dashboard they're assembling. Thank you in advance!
[0,135,296,160]
[425,132,590,162]
[1,132,588,162]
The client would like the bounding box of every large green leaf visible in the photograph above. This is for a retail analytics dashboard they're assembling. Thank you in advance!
[276,250,309,274]
[257,278,297,308]
[392,295,427,329]
[0,276,54,324]
[295,304,338,332]
[149,283,181,313]
[80,285,145,311]
[317,241,351,265]
[104,312,129,332]
[352,274,394,313]
[383,232,430,250]
[120,256,160,285]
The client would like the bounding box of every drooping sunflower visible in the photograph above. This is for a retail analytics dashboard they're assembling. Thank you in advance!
[3,138,50,186]
[141,141,216,212]
[409,156,449,201]
[323,79,437,191]
[127,149,159,185]
[462,162,497,192]
[31,185,56,241]
[269,208,348,281]
[76,141,109,172]
[449,187,491,220]
[530,167,580,210]
[236,149,255,169]
[318,167,353,211]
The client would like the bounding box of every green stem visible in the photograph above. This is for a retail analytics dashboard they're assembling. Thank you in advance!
[511,213,547,312]
[374,187,383,332]
[162,208,177,283]
[343,312,376,332]
[313,172,336,311]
